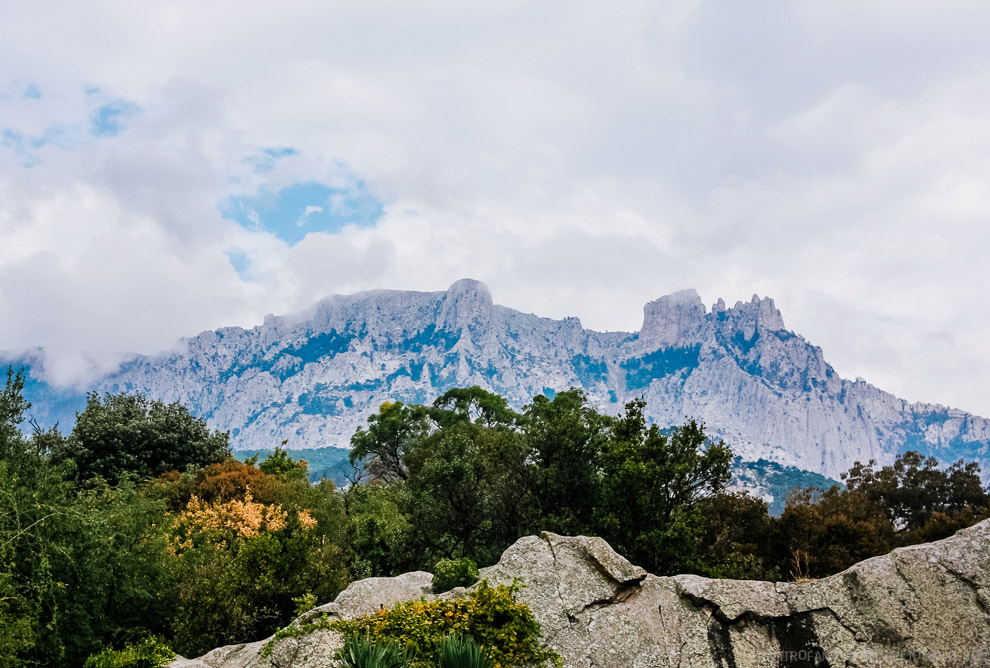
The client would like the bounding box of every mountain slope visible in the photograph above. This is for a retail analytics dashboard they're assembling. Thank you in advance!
[13,279,990,479]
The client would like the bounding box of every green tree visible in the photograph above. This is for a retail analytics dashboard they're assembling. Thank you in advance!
[258,443,308,479]
[349,401,430,483]
[523,389,609,535]
[57,392,230,485]
[843,450,990,541]
[0,367,33,462]
[0,371,177,666]
[696,492,780,580]
[595,399,733,575]
[401,388,531,567]
[778,486,894,579]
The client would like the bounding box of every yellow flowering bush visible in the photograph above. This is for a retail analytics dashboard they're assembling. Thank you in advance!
[165,489,322,554]
[267,581,560,667]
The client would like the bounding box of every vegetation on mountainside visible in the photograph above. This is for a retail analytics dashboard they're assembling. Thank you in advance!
[2,365,989,667]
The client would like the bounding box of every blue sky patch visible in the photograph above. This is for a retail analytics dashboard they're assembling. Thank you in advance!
[22,84,42,99]
[1,126,74,166]
[224,250,251,279]
[219,180,384,245]
[1,129,40,167]
[252,147,298,174]
[90,99,140,137]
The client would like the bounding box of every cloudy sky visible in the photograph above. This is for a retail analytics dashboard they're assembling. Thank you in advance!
[2,1,989,415]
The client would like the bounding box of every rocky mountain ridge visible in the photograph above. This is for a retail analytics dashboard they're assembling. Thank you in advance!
[169,520,990,668]
[13,279,990,479]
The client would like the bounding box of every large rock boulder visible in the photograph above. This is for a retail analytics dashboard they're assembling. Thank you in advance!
[170,520,990,667]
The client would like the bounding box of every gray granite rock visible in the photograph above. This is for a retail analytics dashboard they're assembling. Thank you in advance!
[169,520,990,668]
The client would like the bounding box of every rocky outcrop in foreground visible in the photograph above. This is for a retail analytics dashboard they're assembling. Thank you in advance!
[171,520,990,668]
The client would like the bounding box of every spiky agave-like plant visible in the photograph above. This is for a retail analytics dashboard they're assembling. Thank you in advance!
[437,634,494,668]
[335,634,409,668]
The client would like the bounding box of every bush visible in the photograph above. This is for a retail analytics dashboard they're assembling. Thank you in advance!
[333,580,560,668]
[83,636,174,668]
[432,557,479,593]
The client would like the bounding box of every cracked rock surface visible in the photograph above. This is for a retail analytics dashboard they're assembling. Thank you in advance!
[169,520,990,668]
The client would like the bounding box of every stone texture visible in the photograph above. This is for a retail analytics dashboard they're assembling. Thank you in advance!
[169,520,990,668]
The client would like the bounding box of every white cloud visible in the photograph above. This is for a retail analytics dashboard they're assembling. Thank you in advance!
[1,1,990,414]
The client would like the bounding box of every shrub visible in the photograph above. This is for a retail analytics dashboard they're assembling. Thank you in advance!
[438,633,494,668]
[333,580,561,668]
[432,557,480,593]
[335,634,409,668]
[82,636,174,668]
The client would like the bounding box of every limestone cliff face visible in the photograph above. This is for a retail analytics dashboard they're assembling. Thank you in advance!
[89,280,989,479]
[169,520,990,668]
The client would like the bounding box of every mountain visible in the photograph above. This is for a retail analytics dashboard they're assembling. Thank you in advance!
[9,278,990,480]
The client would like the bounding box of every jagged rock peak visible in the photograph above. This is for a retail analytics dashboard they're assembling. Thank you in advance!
[724,293,785,335]
[438,278,494,330]
[639,288,707,349]
[171,520,990,668]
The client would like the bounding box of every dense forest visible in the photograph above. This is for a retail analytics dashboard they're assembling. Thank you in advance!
[2,367,988,667]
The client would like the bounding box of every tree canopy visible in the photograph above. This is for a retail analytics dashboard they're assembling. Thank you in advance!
[55,392,231,484]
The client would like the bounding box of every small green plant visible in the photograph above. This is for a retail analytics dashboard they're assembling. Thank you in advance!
[432,557,480,593]
[438,633,494,668]
[293,591,318,616]
[335,634,410,668]
[82,636,175,668]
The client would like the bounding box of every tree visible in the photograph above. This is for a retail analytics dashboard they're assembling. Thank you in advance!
[57,392,230,485]
[0,367,31,461]
[523,389,609,535]
[843,450,989,543]
[696,492,780,580]
[778,486,894,579]
[401,418,532,568]
[430,386,521,429]
[595,399,733,575]
[349,401,430,483]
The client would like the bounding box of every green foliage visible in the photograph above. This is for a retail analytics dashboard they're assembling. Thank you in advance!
[595,400,733,575]
[779,486,895,578]
[292,592,318,616]
[57,392,231,485]
[166,474,352,658]
[696,492,780,580]
[350,401,431,483]
[432,557,480,593]
[430,386,522,429]
[258,443,308,478]
[82,636,174,668]
[523,390,609,535]
[437,633,494,668]
[335,634,409,668]
[331,581,561,668]
[235,446,353,484]
[0,367,31,459]
[344,482,413,578]
[402,430,514,565]
[843,450,990,541]
[7,370,990,666]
